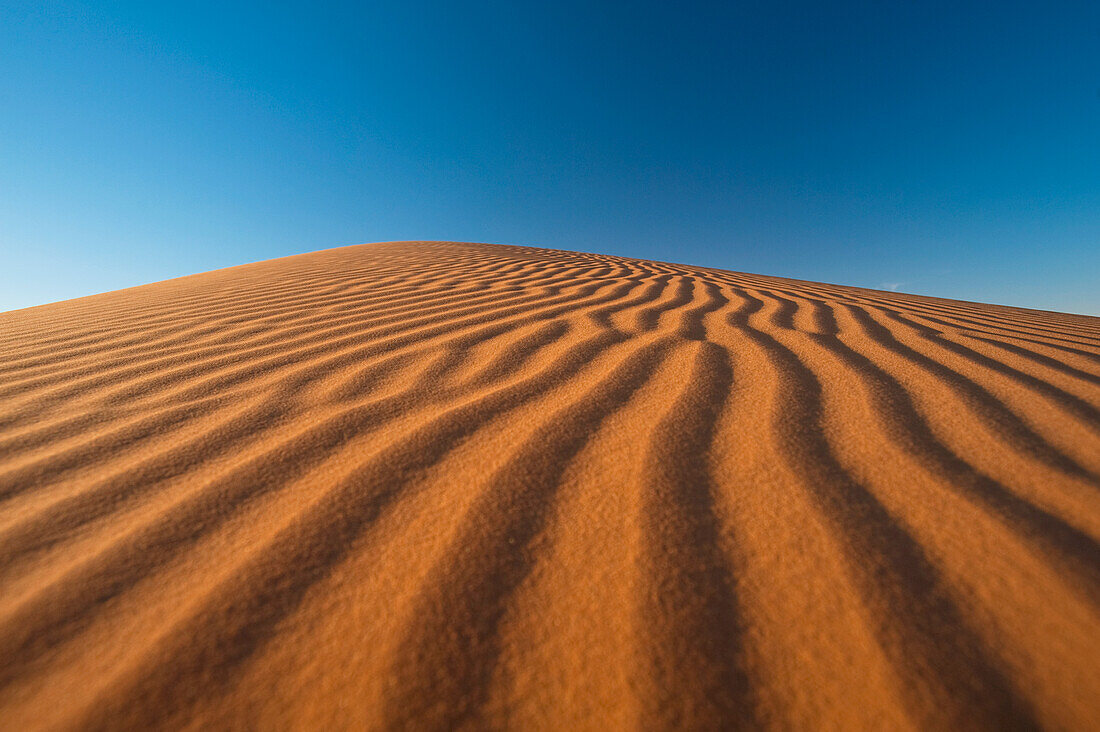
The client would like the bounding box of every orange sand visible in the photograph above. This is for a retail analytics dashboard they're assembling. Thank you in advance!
[0,241,1097,730]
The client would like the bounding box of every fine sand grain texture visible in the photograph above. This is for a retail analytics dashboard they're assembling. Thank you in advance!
[0,241,1098,730]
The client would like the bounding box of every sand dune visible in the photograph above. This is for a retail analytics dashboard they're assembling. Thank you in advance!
[0,240,1097,730]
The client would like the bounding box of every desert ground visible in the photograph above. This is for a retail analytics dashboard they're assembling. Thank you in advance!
[0,240,1097,730]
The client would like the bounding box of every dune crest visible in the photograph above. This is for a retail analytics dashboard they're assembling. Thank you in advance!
[0,241,1097,729]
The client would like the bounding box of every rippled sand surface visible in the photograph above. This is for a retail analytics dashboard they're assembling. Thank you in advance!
[1,241,1097,729]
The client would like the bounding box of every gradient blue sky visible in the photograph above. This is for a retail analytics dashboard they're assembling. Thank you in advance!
[2,1,1098,314]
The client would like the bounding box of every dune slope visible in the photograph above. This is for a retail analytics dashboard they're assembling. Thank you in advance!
[0,241,1098,730]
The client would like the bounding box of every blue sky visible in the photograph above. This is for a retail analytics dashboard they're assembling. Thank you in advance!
[2,1,1098,314]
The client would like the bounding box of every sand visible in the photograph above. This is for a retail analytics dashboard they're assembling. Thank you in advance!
[0,240,1097,730]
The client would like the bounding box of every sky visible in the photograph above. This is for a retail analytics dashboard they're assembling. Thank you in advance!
[2,1,1098,314]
